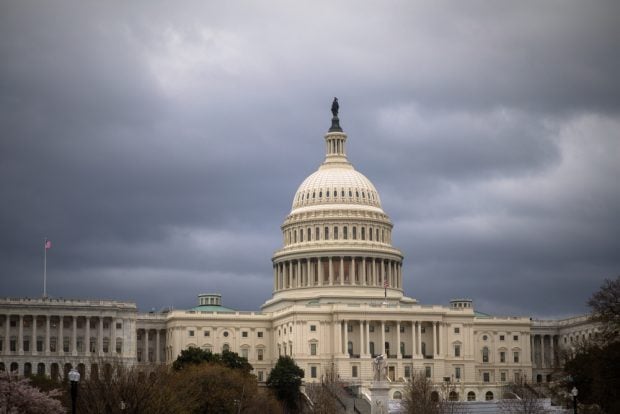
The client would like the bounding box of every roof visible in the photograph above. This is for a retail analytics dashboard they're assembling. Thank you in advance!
[190,305,236,312]
[474,310,492,318]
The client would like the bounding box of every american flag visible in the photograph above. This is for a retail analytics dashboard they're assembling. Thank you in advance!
[45,239,52,249]
[383,278,388,288]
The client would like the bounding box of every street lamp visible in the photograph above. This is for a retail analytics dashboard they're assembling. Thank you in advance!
[68,368,81,414]
[571,386,578,414]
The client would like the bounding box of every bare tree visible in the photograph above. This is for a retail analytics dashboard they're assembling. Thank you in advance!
[403,373,469,414]
[304,366,345,414]
[499,380,550,414]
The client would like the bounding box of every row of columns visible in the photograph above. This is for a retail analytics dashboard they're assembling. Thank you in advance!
[274,257,402,291]
[2,314,121,357]
[137,328,164,364]
[531,334,557,368]
[335,320,445,358]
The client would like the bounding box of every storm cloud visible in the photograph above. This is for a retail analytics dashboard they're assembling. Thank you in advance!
[1,1,619,318]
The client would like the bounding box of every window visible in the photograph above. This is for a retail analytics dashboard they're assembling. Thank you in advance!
[500,351,506,363]
[385,325,390,333]
[257,370,264,382]
[361,228,365,240]
[352,366,358,378]
[353,227,357,239]
[310,325,316,332]
[500,335,505,341]
[334,227,339,240]
[369,228,373,241]
[324,227,329,240]
[513,335,519,341]
[455,367,461,379]
[485,391,494,400]
[241,348,249,359]
[467,391,476,401]
[393,391,402,400]
[513,351,519,363]
[483,372,490,382]
[404,365,411,378]
[315,227,319,240]
[343,226,348,240]
[257,348,264,361]
[501,372,507,382]
[454,345,461,357]
[188,330,194,337]
[347,324,353,332]
[222,344,230,352]
[310,366,317,378]
[204,331,210,337]
[482,335,488,341]
[421,327,426,333]
[310,343,317,356]
[223,331,229,337]
[369,325,375,333]
[454,327,460,334]
[400,325,405,333]
[425,366,432,378]
[242,331,248,338]
[369,342,375,356]
[116,323,122,329]
[299,230,303,242]
[482,347,489,363]
[307,228,311,241]
[257,331,263,338]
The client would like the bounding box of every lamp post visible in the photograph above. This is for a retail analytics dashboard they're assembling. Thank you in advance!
[68,368,81,414]
[571,386,578,414]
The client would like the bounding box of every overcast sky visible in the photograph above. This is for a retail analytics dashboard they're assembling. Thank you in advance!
[1,1,618,318]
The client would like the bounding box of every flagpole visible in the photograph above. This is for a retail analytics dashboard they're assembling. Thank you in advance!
[43,238,47,298]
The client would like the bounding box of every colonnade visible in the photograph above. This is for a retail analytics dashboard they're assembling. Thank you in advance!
[531,334,557,369]
[136,328,165,364]
[274,257,402,291]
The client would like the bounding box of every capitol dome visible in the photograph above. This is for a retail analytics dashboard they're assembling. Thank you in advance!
[262,100,406,311]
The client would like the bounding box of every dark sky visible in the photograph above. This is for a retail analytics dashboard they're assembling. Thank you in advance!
[1,1,619,318]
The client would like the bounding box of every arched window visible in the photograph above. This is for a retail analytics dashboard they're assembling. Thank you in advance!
[361,228,365,240]
[37,363,45,376]
[315,227,319,240]
[326,190,330,197]
[334,226,339,240]
[467,391,476,401]
[485,391,494,401]
[222,344,230,352]
[431,391,439,402]
[449,391,458,401]
[352,227,357,240]
[343,226,348,240]
[376,229,379,241]
[325,227,329,240]
[307,228,311,241]
[393,391,402,400]
[369,228,373,241]
[300,229,303,242]
[482,346,489,362]
[294,231,297,243]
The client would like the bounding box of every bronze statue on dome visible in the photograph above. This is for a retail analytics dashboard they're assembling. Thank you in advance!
[331,97,339,117]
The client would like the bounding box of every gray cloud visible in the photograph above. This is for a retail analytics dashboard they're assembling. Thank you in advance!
[1,1,618,317]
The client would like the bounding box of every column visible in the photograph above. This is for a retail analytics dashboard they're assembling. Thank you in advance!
[530,334,534,363]
[45,316,50,355]
[328,257,333,285]
[541,335,546,368]
[98,317,104,355]
[4,315,10,354]
[362,258,367,286]
[351,257,356,284]
[339,257,344,285]
[381,260,386,287]
[411,321,416,357]
[85,317,90,354]
[396,321,401,358]
[32,315,37,355]
[388,261,392,287]
[550,335,555,368]
[416,322,422,357]
[359,320,364,356]
[318,258,324,286]
[18,315,23,354]
[156,330,161,363]
[72,316,77,356]
[273,266,278,291]
[144,329,149,362]
[365,320,371,356]
[111,318,117,356]
[433,322,438,357]
[343,320,349,356]
[381,321,386,355]
[334,320,342,355]
[58,316,64,355]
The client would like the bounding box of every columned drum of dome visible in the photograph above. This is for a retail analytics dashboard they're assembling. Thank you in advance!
[263,103,407,311]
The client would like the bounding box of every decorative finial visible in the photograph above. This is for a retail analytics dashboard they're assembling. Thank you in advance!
[329,97,342,132]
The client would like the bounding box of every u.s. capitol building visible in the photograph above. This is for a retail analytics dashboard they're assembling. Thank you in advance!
[0,103,597,402]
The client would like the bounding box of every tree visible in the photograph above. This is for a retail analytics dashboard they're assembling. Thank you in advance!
[173,347,252,374]
[267,356,304,413]
[587,276,620,343]
[0,371,65,414]
[304,367,344,414]
[403,373,468,414]
[499,380,550,414]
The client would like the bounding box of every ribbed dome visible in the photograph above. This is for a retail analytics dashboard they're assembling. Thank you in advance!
[292,166,382,210]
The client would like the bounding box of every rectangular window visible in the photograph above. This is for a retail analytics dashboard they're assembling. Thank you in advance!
[257,331,263,338]
[204,331,210,337]
[23,339,30,352]
[310,343,317,356]
[454,327,460,334]
[514,372,521,383]
[310,325,316,332]
[400,325,405,333]
[421,327,426,334]
[514,352,519,363]
[347,325,353,332]
[257,370,264,382]
[37,339,43,352]
[500,335,505,341]
[483,372,490,382]
[242,331,248,338]
[454,345,461,357]
[241,348,248,359]
[116,322,122,329]
[404,365,411,378]
[500,351,506,363]
[189,330,194,337]
[343,227,348,240]
[315,227,319,240]
[384,325,390,333]
[311,366,317,378]
[513,335,519,341]
[334,227,339,240]
[369,325,375,333]
[324,227,329,240]
[455,367,461,379]
[352,365,358,378]
[501,372,507,382]
[425,366,432,378]
[353,227,357,240]
[257,349,264,361]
